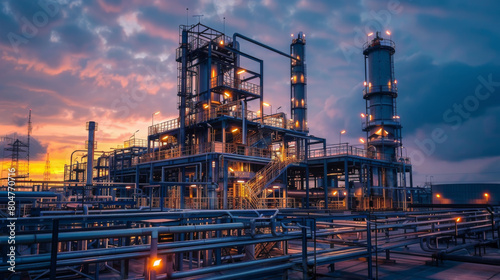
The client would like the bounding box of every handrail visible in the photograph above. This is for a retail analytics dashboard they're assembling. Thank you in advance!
[211,74,260,96]
[363,84,397,96]
[139,142,272,164]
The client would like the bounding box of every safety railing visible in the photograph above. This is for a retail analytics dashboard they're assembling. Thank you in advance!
[362,37,395,50]
[243,155,301,209]
[363,84,398,97]
[149,118,179,135]
[210,74,260,96]
[139,142,273,163]
[123,138,147,148]
[308,143,368,159]
[308,143,411,164]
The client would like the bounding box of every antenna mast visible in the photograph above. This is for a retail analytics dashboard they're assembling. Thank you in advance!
[193,15,204,24]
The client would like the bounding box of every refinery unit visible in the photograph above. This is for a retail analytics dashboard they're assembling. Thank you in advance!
[1,23,498,280]
[62,25,412,212]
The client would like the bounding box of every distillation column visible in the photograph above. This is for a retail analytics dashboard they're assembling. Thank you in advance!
[362,32,402,207]
[362,31,401,160]
[290,32,307,133]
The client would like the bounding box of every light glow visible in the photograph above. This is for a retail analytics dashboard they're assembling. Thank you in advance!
[237,69,246,74]
[333,191,338,195]
[224,91,231,97]
[456,217,461,222]
[203,104,209,109]
[361,113,365,118]
[229,167,234,172]
[237,180,245,183]
[263,102,270,107]
[154,111,160,115]
[231,128,239,132]
[153,258,161,267]
[219,40,224,45]
[436,194,441,198]
[340,130,346,134]
[359,138,365,144]
[484,193,489,197]
[368,32,373,36]
[386,30,391,35]
[363,81,367,86]
[343,192,347,195]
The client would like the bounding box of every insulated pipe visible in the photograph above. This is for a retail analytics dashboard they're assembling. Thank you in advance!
[207,263,296,280]
[170,255,292,279]
[241,99,246,145]
[0,222,265,244]
[14,231,301,265]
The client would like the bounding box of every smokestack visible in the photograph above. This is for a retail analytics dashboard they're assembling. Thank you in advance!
[86,121,96,190]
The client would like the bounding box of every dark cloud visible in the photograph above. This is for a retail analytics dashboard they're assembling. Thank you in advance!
[0,133,48,161]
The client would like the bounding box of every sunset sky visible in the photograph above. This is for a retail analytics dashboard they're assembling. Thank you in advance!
[1,0,499,186]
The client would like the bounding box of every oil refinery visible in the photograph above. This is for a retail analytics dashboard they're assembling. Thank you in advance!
[1,22,499,280]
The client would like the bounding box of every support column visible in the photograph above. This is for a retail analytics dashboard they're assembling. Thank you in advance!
[345,158,351,210]
[323,160,328,209]
[223,159,228,209]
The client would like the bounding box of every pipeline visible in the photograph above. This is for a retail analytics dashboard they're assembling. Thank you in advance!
[0,222,271,245]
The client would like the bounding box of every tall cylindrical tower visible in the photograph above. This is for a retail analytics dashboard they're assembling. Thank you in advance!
[362,31,402,160]
[291,32,307,132]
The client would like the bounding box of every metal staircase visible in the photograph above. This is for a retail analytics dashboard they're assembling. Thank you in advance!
[243,155,299,209]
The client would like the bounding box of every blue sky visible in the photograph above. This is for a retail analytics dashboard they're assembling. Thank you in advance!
[0,0,499,185]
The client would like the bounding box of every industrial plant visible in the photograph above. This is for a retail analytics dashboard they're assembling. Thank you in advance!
[1,23,498,280]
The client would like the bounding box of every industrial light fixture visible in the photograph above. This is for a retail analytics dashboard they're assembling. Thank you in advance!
[343,192,347,195]
[272,185,280,189]
[125,186,132,189]
[456,217,461,223]
[341,130,346,134]
[231,128,239,132]
[237,69,246,74]
[162,135,169,141]
[484,193,489,197]
[263,102,270,107]
[153,258,161,267]
[229,167,234,172]
[219,40,224,45]
[203,104,209,109]
[359,138,365,144]
[367,32,373,36]
[224,91,231,97]
[363,81,367,86]
[436,194,441,198]
[237,180,245,183]
[361,113,365,118]
[386,30,391,36]
[333,191,338,195]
